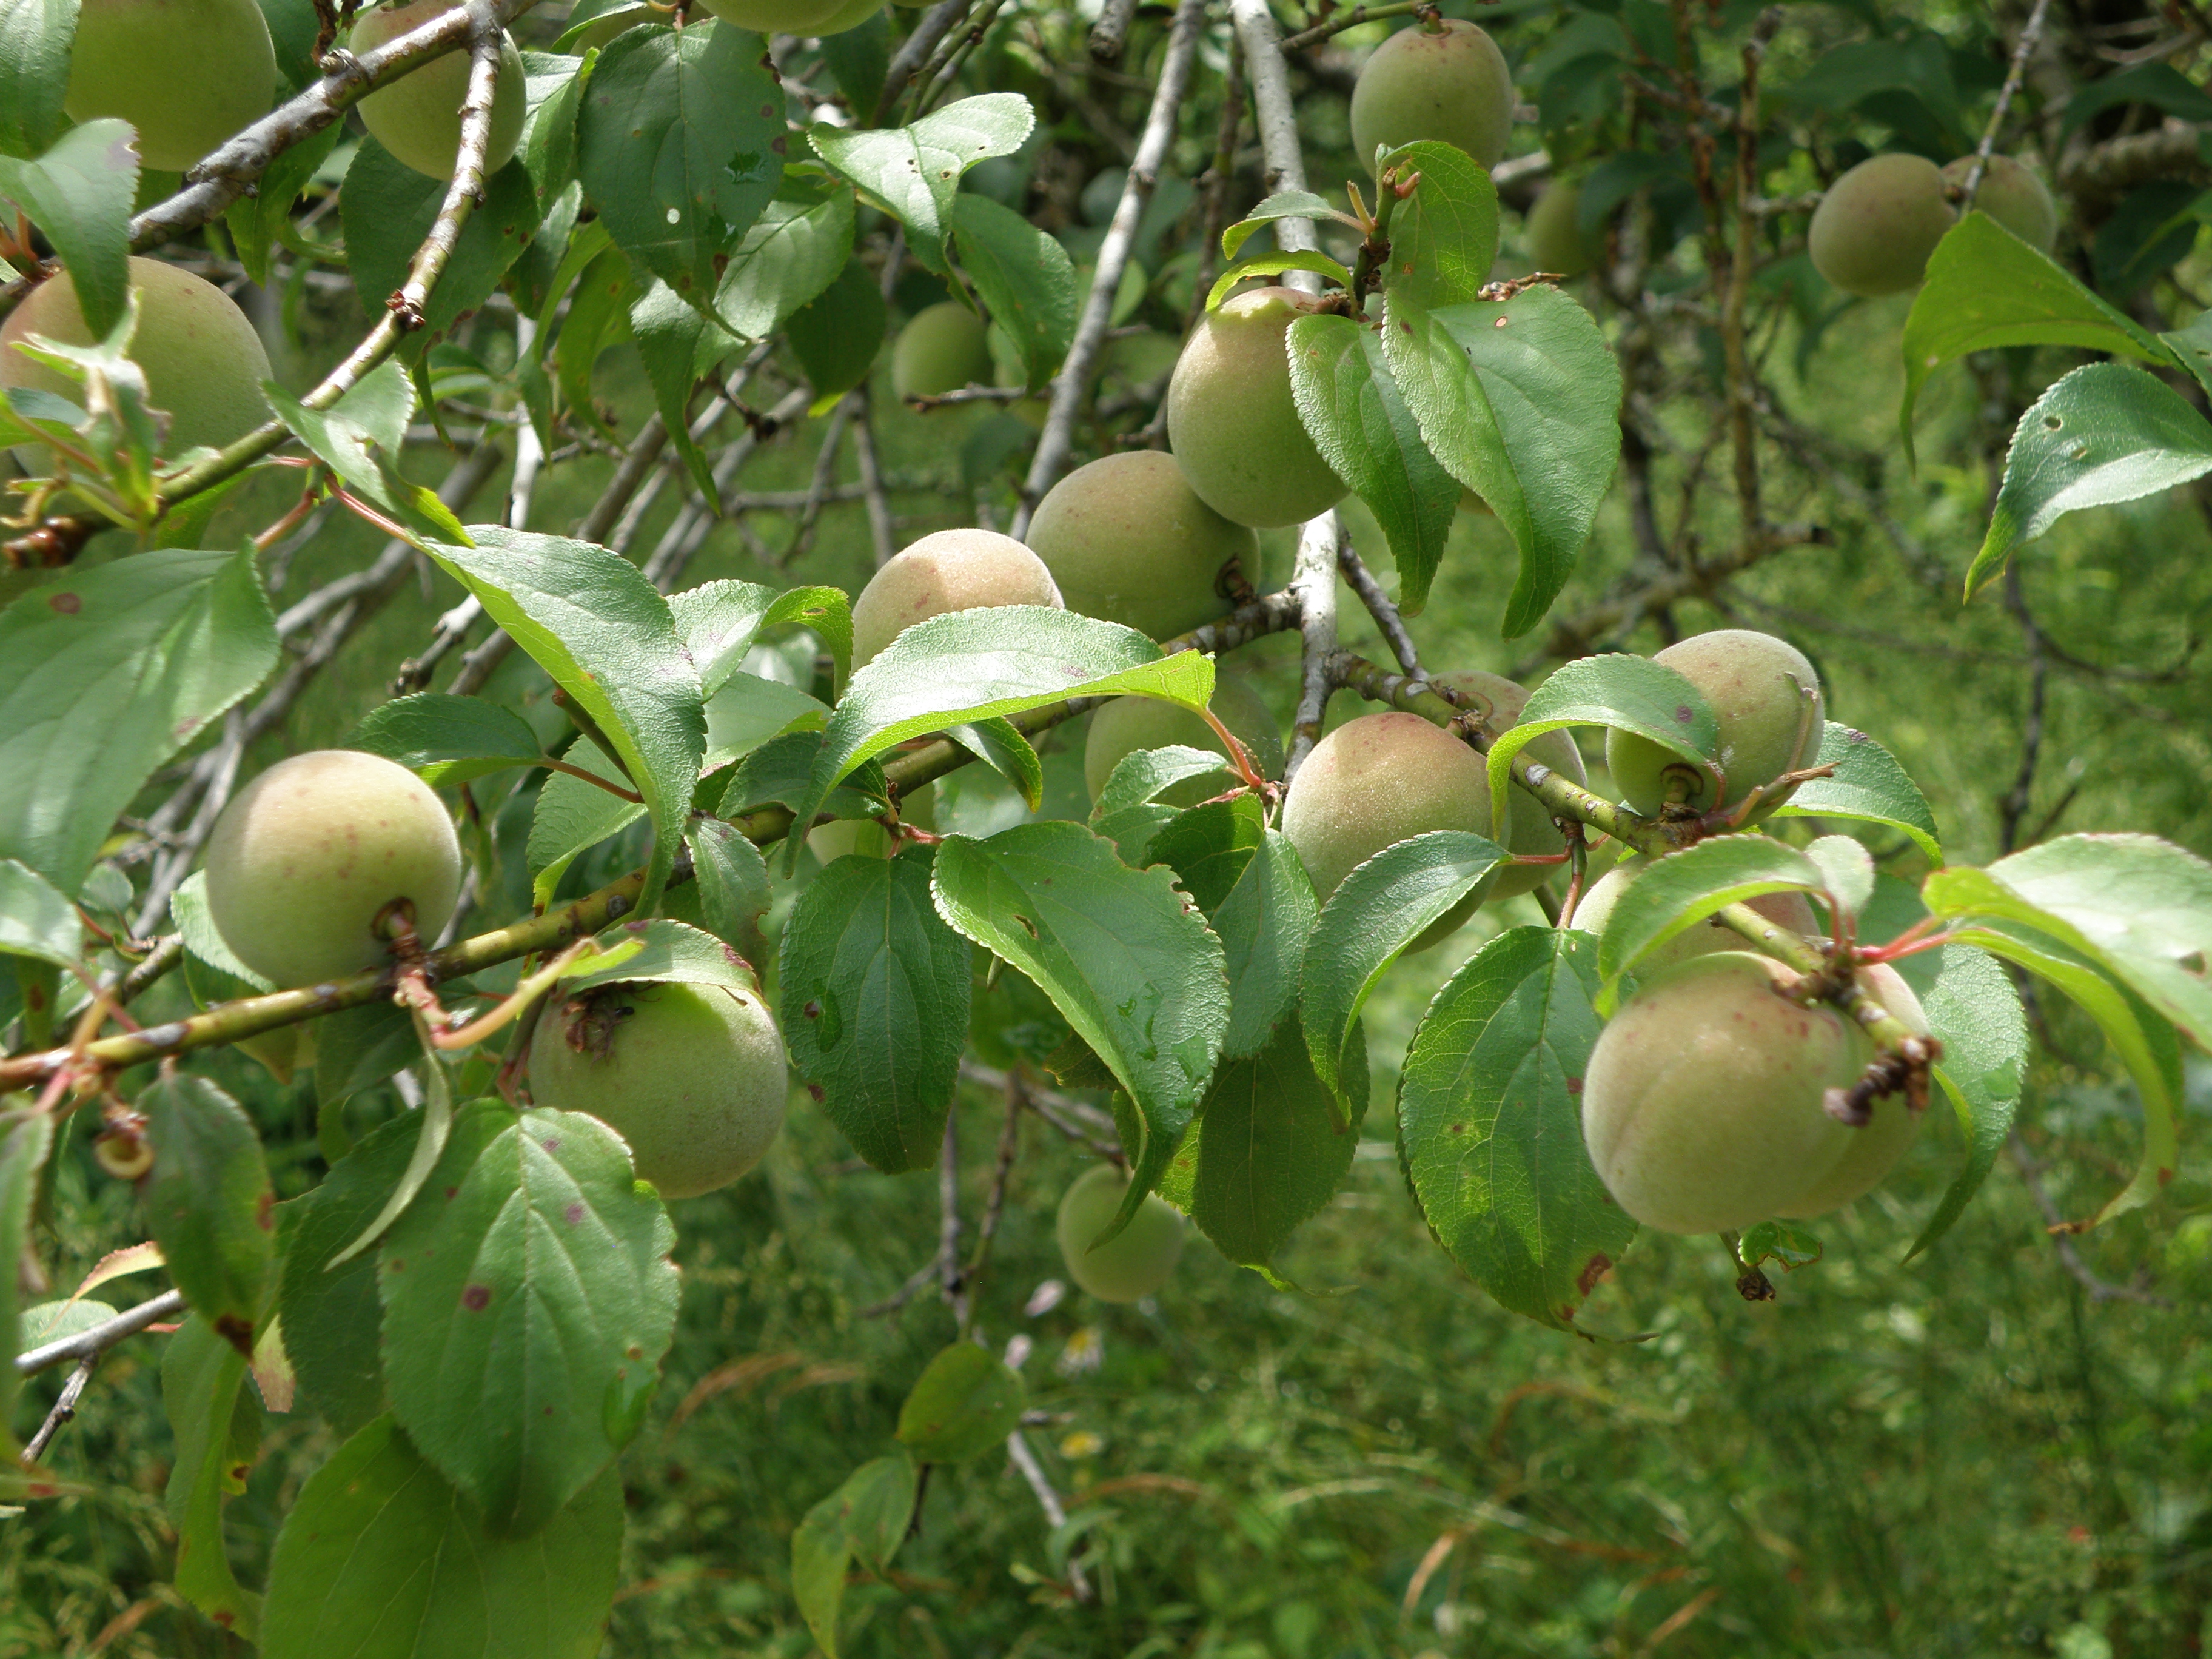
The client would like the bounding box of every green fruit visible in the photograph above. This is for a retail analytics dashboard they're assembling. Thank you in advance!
[1775,962,1928,1218]
[1055,1164,1184,1303]
[1808,153,1955,298]
[808,782,935,863]
[203,750,462,988]
[1525,179,1598,277]
[1941,154,2057,253]
[1569,857,1820,970]
[1604,629,1824,821]
[350,1,527,181]
[529,979,788,1199]
[1349,19,1515,173]
[1166,286,1349,529]
[813,0,887,32]
[1083,676,1285,808]
[891,302,992,400]
[696,0,846,30]
[1027,451,1258,642]
[850,528,1064,667]
[1432,669,1587,899]
[1,256,274,461]
[1279,711,1495,950]
[64,0,276,172]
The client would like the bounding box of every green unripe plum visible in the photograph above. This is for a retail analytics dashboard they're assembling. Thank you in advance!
[695,0,846,30]
[0,257,273,460]
[529,978,788,1199]
[1349,19,1515,173]
[1525,180,1600,277]
[349,1,527,182]
[1432,669,1586,899]
[1055,1164,1184,1303]
[1808,153,1955,298]
[1280,711,1494,950]
[891,302,992,401]
[203,750,462,988]
[1775,962,1928,1218]
[65,0,277,172]
[1604,629,1823,821]
[1166,286,1349,529]
[1027,451,1258,642]
[1083,675,1285,809]
[807,783,934,864]
[1570,857,1820,971]
[850,528,1064,667]
[1941,154,2057,253]
[813,0,888,32]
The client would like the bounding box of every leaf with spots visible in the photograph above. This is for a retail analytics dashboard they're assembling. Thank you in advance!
[142,1074,275,1353]
[161,1315,264,1639]
[809,92,1035,275]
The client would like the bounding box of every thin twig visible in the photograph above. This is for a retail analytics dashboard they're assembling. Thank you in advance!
[1279,2,1427,52]
[937,1111,968,1329]
[1228,0,1322,281]
[853,387,900,569]
[1959,0,2056,206]
[1336,539,1421,677]
[1088,0,1138,64]
[15,1290,184,1378]
[2006,1131,2172,1306]
[1006,1430,1094,1601]
[874,0,971,126]
[19,1355,96,1466]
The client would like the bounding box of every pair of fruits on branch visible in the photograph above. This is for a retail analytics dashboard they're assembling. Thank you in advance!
[1809,151,2059,298]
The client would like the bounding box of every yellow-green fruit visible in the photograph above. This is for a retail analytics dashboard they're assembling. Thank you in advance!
[203,750,462,989]
[1526,180,1598,277]
[1604,629,1823,821]
[1166,286,1349,529]
[891,302,991,400]
[529,979,788,1199]
[808,783,934,863]
[1808,153,1955,298]
[64,0,276,172]
[1580,951,1872,1234]
[1941,154,2057,253]
[1432,669,1587,899]
[1570,858,1820,971]
[696,0,846,30]
[0,257,273,460]
[850,528,1064,667]
[1055,1164,1184,1303]
[350,1,526,181]
[1083,677,1285,809]
[1775,962,1928,1218]
[1280,711,1494,950]
[1349,19,1515,173]
[1027,451,1258,642]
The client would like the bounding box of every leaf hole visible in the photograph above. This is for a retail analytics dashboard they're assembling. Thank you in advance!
[2042,414,2062,431]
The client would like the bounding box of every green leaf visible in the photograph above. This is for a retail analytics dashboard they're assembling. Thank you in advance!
[527,739,645,907]
[427,527,705,907]
[263,361,472,549]
[1905,945,2028,1261]
[783,256,886,401]
[175,863,276,1001]
[547,917,734,996]
[628,278,734,497]
[519,45,591,203]
[948,716,1044,810]
[1397,925,1632,1330]
[0,120,137,337]
[313,1002,420,1111]
[0,0,76,158]
[931,822,1228,1218]
[685,817,770,949]
[1285,312,1460,612]
[2160,307,2212,401]
[1205,250,1354,310]
[668,578,777,694]
[349,693,545,788]
[951,193,1078,390]
[0,1111,52,1460]
[574,24,782,307]
[1482,652,1718,836]
[1091,745,1232,821]
[1376,139,1501,311]
[1738,1219,1822,1272]
[1805,834,1875,920]
[1212,829,1318,1061]
[1899,212,2170,467]
[326,1047,457,1270]
[161,1316,263,1640]
[894,1342,1025,1462]
[1141,794,1265,914]
[703,673,829,771]
[714,181,856,340]
[1384,284,1623,636]
[261,1415,622,1659]
[1769,722,1943,863]
[1220,189,1347,261]
[377,1102,679,1535]
[1591,835,1826,994]
[779,848,971,1175]
[1299,830,1507,1109]
[791,1452,917,1659]
[0,545,276,897]
[142,1074,274,1351]
[1969,361,2212,598]
[718,731,888,823]
[0,857,78,968]
[341,145,543,360]
[809,93,1035,275]
[226,120,341,287]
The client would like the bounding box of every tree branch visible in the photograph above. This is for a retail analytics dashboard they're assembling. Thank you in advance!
[1285,512,1344,778]
[1227,0,1322,279]
[15,1289,185,1378]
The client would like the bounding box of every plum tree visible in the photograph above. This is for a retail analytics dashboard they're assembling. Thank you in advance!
[1941,154,2058,252]
[1807,153,1956,297]
[1165,286,1349,529]
[850,528,1064,666]
[1082,675,1285,808]
[1026,451,1258,642]
[1525,180,1600,278]
[1604,629,1823,820]
[349,1,527,181]
[64,0,277,172]
[697,0,850,28]
[202,750,462,989]
[808,783,935,863]
[1432,669,1586,898]
[529,978,788,1199]
[0,257,275,460]
[1570,857,1820,970]
[1055,1164,1185,1303]
[890,301,992,401]
[1348,19,1515,172]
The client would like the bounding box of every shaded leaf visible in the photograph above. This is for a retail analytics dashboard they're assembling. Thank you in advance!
[1483,653,1718,835]
[349,693,545,788]
[141,1074,273,1350]
[1769,722,1943,863]
[894,1342,1024,1462]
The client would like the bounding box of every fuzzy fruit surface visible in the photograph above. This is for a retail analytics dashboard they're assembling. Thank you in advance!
[1349,19,1515,172]
[1084,676,1285,808]
[1056,1164,1185,1303]
[1942,155,2058,253]
[350,1,526,181]
[808,783,936,864]
[203,750,462,989]
[1281,711,1495,950]
[1433,669,1586,898]
[697,0,847,26]
[1808,153,1954,298]
[1,258,275,461]
[65,0,276,172]
[1525,180,1599,277]
[1569,857,1820,970]
[1166,286,1349,529]
[891,302,991,401]
[1027,451,1259,642]
[850,529,1064,666]
[529,979,789,1199]
[1604,629,1823,820]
